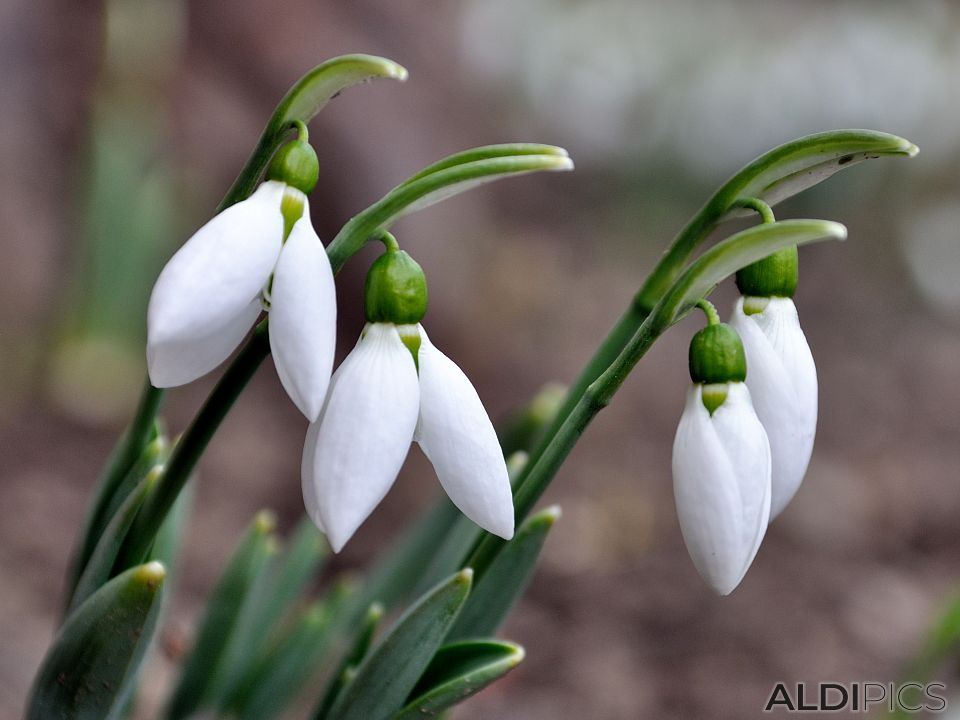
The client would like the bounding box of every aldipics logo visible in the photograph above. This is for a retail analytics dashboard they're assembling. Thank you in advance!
[763,682,948,713]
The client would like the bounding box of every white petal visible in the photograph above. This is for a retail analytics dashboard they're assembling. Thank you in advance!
[307,324,420,552]
[269,214,337,420]
[300,420,324,532]
[415,327,514,540]
[730,297,818,518]
[672,383,771,595]
[147,181,286,386]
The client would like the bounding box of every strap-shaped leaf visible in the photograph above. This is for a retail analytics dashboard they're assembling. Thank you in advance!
[67,468,158,614]
[165,512,276,720]
[448,506,560,641]
[327,149,572,272]
[27,562,166,720]
[396,640,525,719]
[313,602,385,719]
[651,219,847,331]
[228,601,337,720]
[220,54,408,209]
[324,570,473,720]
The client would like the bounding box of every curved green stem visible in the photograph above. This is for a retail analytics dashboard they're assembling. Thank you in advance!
[734,197,775,224]
[695,298,720,326]
[118,323,272,568]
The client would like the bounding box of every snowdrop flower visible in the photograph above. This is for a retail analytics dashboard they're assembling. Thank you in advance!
[302,241,514,552]
[147,132,336,420]
[672,313,772,595]
[730,246,817,519]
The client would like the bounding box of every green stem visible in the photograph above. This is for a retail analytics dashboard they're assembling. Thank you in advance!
[117,323,272,569]
[734,197,775,224]
[695,298,720,326]
[373,230,401,252]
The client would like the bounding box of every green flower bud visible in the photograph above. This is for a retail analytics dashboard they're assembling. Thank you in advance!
[735,245,798,298]
[364,249,429,325]
[267,139,319,194]
[688,323,747,386]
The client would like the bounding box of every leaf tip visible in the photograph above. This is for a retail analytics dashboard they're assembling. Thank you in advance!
[254,509,277,534]
[135,560,167,588]
[456,568,474,586]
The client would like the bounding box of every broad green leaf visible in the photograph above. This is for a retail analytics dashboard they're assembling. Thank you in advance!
[396,640,525,719]
[229,601,337,720]
[67,469,158,614]
[448,506,560,641]
[165,512,276,720]
[651,219,847,331]
[313,602,385,719]
[27,562,166,720]
[324,570,473,720]
[220,54,408,210]
[327,151,573,272]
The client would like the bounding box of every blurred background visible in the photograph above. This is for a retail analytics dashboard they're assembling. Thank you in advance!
[2,0,959,717]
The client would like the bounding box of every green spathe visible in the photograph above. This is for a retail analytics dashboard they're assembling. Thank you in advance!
[736,245,798,298]
[364,250,429,325]
[267,139,319,195]
[688,323,746,386]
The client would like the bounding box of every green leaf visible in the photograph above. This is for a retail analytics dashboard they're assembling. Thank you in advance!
[67,469,158,614]
[64,433,168,609]
[395,640,525,719]
[164,512,276,720]
[327,149,573,273]
[313,602,385,719]
[229,601,337,720]
[148,475,194,576]
[27,562,166,720]
[399,143,570,186]
[324,570,473,720]
[448,506,560,641]
[220,54,408,210]
[652,219,847,330]
[498,383,568,458]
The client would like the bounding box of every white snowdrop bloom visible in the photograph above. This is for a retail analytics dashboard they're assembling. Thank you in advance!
[302,322,515,552]
[146,137,336,421]
[672,382,772,595]
[730,296,817,519]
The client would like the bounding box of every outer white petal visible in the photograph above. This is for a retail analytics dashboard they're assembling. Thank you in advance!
[307,324,420,552]
[672,383,771,595]
[415,327,514,540]
[730,297,818,518]
[147,181,286,386]
[300,420,324,532]
[269,213,337,420]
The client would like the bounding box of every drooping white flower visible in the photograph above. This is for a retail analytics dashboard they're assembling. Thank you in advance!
[302,322,514,552]
[146,180,336,421]
[729,296,817,519]
[672,382,772,595]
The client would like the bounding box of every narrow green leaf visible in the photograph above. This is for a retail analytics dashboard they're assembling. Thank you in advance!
[327,151,573,273]
[64,433,167,608]
[314,602,385,719]
[164,512,276,720]
[653,219,847,330]
[498,383,568,458]
[67,468,158,614]
[325,570,473,720]
[359,496,463,611]
[229,601,337,720]
[27,562,166,720]
[448,507,559,641]
[148,475,194,575]
[396,640,525,719]
[221,54,408,209]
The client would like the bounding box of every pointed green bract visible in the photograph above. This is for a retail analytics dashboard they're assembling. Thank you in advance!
[448,507,559,641]
[400,143,569,186]
[396,640,525,719]
[324,570,473,720]
[164,512,276,720]
[327,150,573,273]
[650,219,847,331]
[27,563,166,720]
[220,54,408,209]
